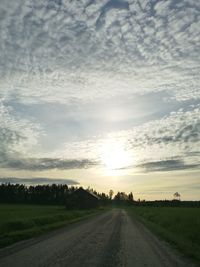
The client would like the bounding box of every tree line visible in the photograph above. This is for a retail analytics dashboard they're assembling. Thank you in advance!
[0,183,74,205]
[0,183,134,205]
[0,183,199,207]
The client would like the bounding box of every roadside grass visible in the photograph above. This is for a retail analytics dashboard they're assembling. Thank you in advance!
[128,207,200,264]
[0,204,102,248]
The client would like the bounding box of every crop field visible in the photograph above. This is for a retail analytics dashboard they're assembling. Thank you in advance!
[0,204,99,248]
[128,207,200,264]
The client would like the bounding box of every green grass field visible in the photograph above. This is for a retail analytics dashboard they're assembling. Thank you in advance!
[0,204,100,248]
[128,207,200,264]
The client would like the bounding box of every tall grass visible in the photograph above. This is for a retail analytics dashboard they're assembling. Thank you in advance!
[128,207,200,264]
[0,204,100,248]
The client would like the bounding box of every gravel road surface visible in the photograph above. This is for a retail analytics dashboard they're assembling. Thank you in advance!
[0,209,195,267]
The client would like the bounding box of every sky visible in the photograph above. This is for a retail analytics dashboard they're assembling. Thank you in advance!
[0,0,200,200]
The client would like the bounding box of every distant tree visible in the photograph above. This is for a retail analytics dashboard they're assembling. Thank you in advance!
[114,192,128,205]
[109,189,114,200]
[128,192,134,202]
[173,192,181,201]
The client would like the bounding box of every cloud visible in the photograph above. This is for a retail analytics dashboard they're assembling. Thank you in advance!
[0,157,97,171]
[0,102,97,171]
[137,159,200,172]
[0,0,199,179]
[55,105,200,172]
[0,177,79,185]
[0,0,199,105]
[0,101,42,163]
[126,106,200,150]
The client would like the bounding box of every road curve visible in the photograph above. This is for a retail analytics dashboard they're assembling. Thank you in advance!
[0,209,195,267]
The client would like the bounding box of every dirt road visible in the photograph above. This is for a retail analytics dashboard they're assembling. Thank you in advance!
[0,209,194,267]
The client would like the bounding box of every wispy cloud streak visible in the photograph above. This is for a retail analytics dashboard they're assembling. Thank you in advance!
[0,177,79,185]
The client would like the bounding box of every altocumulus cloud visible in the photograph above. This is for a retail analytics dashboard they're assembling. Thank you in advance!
[0,101,42,163]
[0,0,199,178]
[59,106,200,172]
[128,107,200,149]
[0,100,97,172]
[0,0,199,103]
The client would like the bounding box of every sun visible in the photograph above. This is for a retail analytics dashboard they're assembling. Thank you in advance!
[100,139,132,170]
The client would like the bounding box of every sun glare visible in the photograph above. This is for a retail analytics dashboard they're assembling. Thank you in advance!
[100,139,132,170]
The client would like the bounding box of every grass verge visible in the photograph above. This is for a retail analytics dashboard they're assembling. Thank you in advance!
[127,207,200,265]
[0,204,103,248]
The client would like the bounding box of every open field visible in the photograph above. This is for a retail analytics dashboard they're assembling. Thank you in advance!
[128,207,200,264]
[0,204,100,248]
